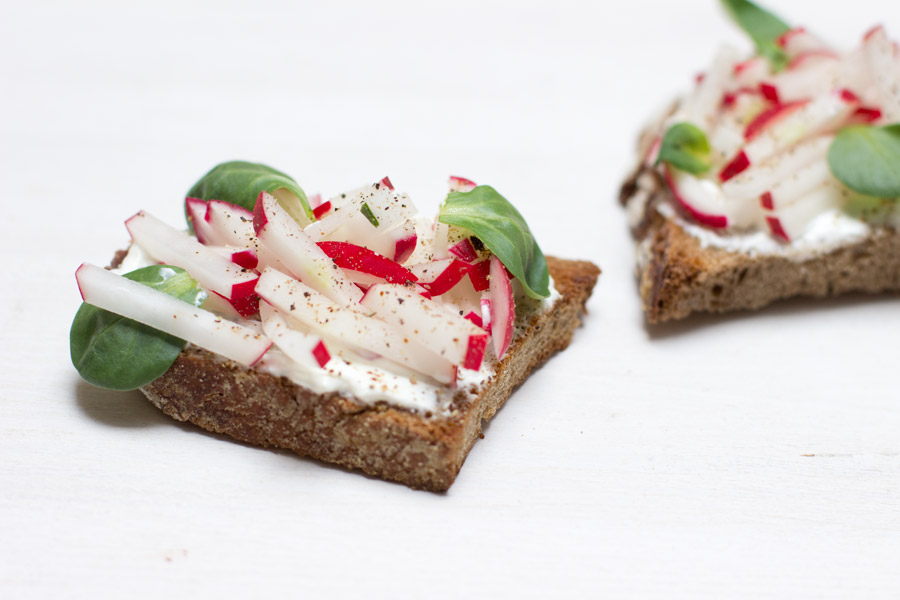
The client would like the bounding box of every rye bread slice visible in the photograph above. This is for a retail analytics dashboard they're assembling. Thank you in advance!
[138,256,599,491]
[620,161,900,324]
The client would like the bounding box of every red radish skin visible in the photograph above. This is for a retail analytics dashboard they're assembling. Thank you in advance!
[448,238,479,263]
[230,248,258,270]
[380,176,394,191]
[463,334,489,371]
[252,194,269,231]
[317,241,418,284]
[313,201,332,220]
[719,151,751,182]
[463,311,483,328]
[777,27,806,48]
[488,256,514,360]
[664,167,729,228]
[765,216,791,242]
[788,50,839,70]
[467,260,491,292]
[760,192,774,210]
[185,197,218,245]
[850,107,883,123]
[448,175,476,192]
[759,83,780,103]
[744,100,809,141]
[312,340,331,368]
[393,234,417,263]
[864,25,884,42]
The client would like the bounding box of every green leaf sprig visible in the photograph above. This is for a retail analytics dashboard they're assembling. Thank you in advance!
[828,124,900,199]
[720,0,791,71]
[439,186,549,299]
[70,265,206,391]
[187,160,314,228]
[656,123,712,175]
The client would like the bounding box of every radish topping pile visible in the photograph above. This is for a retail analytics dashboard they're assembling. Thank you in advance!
[76,175,540,391]
[652,21,900,243]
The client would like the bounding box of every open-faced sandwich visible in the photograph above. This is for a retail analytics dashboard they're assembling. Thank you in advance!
[71,162,599,491]
[620,0,900,323]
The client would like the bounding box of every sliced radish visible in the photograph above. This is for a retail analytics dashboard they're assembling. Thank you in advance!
[862,26,900,121]
[125,210,260,317]
[740,89,859,166]
[787,50,839,71]
[360,283,489,370]
[776,27,830,57]
[413,259,477,296]
[206,245,259,270]
[253,191,362,306]
[205,200,256,249]
[448,175,476,192]
[719,150,751,182]
[185,197,221,245]
[76,263,271,366]
[744,100,810,141]
[480,296,492,335]
[447,238,479,263]
[761,58,841,103]
[488,256,515,360]
[665,167,729,228]
[759,82,780,103]
[733,56,769,87]
[681,44,739,130]
[393,231,418,264]
[762,182,843,242]
[313,201,331,220]
[259,302,331,368]
[758,160,832,210]
[721,135,831,200]
[255,268,456,384]
[316,241,418,285]
[463,311,483,329]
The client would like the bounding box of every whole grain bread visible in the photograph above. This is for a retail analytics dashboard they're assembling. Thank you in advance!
[620,161,900,324]
[138,256,599,491]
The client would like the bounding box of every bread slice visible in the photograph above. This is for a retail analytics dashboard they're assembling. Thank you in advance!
[138,256,599,491]
[620,161,900,324]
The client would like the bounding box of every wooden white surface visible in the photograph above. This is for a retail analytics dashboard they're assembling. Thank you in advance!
[2,1,899,597]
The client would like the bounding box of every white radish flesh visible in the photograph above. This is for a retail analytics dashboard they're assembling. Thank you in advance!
[259,302,331,368]
[75,263,271,366]
[863,26,900,121]
[721,136,832,200]
[255,269,456,384]
[205,200,256,249]
[759,160,832,210]
[763,182,843,242]
[489,256,515,360]
[125,210,259,308]
[360,283,488,370]
[253,191,362,306]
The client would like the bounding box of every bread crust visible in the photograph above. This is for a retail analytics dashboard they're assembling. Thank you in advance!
[139,256,599,491]
[621,162,900,323]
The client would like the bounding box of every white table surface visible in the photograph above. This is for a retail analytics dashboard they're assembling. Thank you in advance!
[3,1,899,597]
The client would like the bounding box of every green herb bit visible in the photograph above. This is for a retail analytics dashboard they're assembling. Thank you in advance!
[720,0,791,71]
[360,202,380,227]
[657,122,712,175]
[828,124,900,199]
[439,186,549,299]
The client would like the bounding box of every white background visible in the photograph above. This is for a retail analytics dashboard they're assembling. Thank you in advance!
[2,1,899,597]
